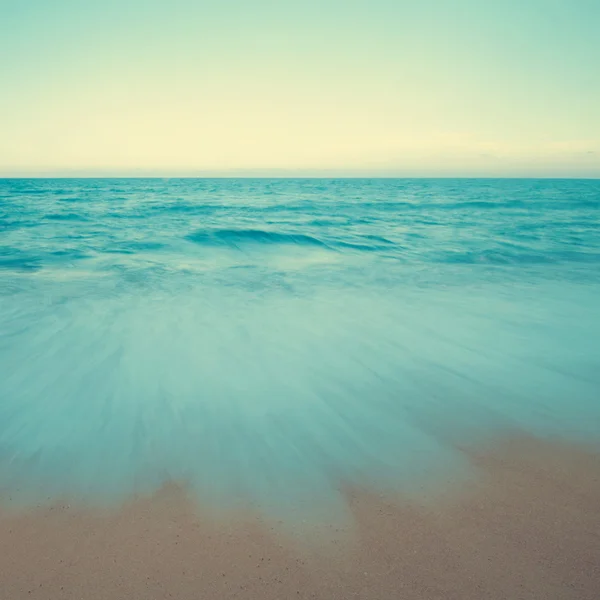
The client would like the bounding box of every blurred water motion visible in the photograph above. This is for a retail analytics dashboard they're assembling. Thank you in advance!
[1,178,599,517]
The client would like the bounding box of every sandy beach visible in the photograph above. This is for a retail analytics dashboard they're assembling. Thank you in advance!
[1,435,599,600]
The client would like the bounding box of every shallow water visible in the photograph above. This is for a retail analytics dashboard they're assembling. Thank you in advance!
[1,178,599,517]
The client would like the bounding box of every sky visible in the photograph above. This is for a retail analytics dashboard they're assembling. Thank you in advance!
[0,0,599,177]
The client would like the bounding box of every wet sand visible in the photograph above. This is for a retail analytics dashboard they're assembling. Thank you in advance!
[1,435,599,600]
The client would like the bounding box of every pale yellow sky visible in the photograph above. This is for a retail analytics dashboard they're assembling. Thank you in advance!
[1,0,599,176]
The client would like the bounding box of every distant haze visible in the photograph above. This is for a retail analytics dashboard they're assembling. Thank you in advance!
[1,0,599,177]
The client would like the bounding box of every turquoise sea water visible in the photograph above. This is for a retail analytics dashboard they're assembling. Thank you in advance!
[1,178,599,517]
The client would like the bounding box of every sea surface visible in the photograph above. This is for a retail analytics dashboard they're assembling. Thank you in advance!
[1,178,599,519]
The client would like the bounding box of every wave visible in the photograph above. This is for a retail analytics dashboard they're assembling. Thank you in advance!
[436,249,600,265]
[185,228,401,254]
[186,228,329,248]
[44,212,89,222]
[335,237,397,252]
[0,256,41,272]
[152,203,223,214]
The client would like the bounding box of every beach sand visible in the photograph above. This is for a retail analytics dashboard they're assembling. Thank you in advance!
[1,435,599,600]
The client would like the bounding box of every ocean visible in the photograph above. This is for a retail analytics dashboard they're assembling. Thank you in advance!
[1,178,599,519]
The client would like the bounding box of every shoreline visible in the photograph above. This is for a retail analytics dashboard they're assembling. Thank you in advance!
[1,434,599,599]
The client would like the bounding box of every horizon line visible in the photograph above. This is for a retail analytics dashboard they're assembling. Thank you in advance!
[1,173,599,181]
